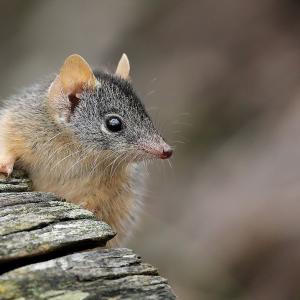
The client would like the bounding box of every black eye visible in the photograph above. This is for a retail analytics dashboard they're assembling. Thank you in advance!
[105,115,123,132]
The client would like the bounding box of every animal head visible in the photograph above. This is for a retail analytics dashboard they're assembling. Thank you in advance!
[48,54,172,162]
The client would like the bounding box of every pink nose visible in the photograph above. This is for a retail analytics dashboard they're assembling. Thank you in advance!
[160,147,173,159]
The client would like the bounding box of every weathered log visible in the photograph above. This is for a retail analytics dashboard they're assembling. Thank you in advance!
[0,170,32,193]
[0,192,115,271]
[0,170,176,299]
[0,248,175,299]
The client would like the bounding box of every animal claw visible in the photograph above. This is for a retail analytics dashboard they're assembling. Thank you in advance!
[0,159,15,176]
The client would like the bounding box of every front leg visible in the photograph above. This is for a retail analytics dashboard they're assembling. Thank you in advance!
[0,148,15,176]
[0,116,16,176]
[0,131,16,176]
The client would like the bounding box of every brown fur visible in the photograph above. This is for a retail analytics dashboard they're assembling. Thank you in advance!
[0,54,171,246]
[0,112,139,246]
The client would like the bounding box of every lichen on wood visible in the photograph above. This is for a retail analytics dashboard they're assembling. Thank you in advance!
[0,170,176,299]
[0,248,175,299]
[0,170,32,193]
[0,192,115,267]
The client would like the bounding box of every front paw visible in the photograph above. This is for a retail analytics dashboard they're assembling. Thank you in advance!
[0,159,15,176]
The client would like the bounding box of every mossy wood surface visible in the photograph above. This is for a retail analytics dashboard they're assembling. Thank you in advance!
[0,170,175,299]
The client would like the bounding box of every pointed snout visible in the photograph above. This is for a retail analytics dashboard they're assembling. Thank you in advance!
[160,144,173,159]
[138,139,173,160]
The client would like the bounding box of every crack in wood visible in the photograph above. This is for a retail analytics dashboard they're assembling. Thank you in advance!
[0,170,176,299]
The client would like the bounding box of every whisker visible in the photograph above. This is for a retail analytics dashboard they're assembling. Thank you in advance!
[111,151,128,178]
[64,150,91,176]
[52,149,81,170]
[44,141,77,170]
[167,159,173,169]
[172,140,187,144]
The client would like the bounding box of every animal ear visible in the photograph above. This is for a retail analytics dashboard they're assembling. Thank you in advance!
[48,54,98,122]
[115,53,130,79]
[52,54,97,96]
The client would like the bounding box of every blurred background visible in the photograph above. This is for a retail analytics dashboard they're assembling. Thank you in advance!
[1,1,300,299]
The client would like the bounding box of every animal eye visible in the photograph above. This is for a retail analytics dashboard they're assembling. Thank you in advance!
[105,115,123,132]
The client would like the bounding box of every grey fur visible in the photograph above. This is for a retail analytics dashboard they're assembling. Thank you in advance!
[0,68,169,243]
[3,72,164,160]
[71,71,161,152]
